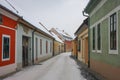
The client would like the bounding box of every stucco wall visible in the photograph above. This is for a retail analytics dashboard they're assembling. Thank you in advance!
[77,29,88,64]
[34,32,53,64]
[89,0,120,79]
[90,0,120,67]
[16,23,33,69]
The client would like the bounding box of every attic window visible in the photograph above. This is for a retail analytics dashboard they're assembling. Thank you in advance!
[0,14,2,24]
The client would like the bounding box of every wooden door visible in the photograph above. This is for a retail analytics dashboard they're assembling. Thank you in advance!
[22,36,29,67]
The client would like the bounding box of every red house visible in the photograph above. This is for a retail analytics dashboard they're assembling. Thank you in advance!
[0,5,20,76]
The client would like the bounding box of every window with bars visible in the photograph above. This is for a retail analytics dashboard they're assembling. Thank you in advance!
[110,13,117,50]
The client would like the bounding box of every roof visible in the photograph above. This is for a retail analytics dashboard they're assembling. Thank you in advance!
[84,0,101,14]
[51,32,63,43]
[74,18,88,36]
[0,1,54,39]
[55,28,73,41]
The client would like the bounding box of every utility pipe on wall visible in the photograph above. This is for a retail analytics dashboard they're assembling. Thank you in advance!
[82,11,90,68]
[32,29,36,65]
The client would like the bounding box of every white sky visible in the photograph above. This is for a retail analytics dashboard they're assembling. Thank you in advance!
[4,0,89,37]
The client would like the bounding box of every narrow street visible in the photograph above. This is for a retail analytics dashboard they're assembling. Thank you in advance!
[3,53,87,80]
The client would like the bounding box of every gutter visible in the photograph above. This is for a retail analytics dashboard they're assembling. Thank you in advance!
[82,11,90,68]
[32,29,36,65]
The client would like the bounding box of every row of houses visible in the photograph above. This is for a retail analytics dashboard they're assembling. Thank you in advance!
[0,3,69,77]
[72,0,120,80]
[50,28,73,52]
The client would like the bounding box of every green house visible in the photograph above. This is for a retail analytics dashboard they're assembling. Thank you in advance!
[84,0,120,80]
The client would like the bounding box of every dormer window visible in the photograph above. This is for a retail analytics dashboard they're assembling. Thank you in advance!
[0,14,2,24]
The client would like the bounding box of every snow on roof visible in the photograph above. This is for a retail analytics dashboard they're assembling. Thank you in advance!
[51,32,63,43]
[55,28,73,41]
[0,1,53,38]
[22,16,53,37]
[0,0,22,16]
[55,28,70,37]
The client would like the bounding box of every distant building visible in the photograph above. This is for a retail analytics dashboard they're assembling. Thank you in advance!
[71,38,77,58]
[50,32,64,55]
[50,28,73,52]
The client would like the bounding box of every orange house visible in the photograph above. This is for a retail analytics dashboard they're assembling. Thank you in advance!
[0,5,19,76]
[74,18,88,65]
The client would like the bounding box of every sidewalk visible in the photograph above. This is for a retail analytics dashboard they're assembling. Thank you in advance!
[70,55,105,80]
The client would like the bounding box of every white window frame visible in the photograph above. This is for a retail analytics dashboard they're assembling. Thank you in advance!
[2,34,10,61]
[96,23,102,53]
[92,25,102,53]
[92,26,96,52]
[108,12,118,54]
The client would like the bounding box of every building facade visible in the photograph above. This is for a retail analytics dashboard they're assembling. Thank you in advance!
[74,18,88,65]
[0,5,20,76]
[16,19,54,70]
[50,28,73,52]
[34,31,54,64]
[84,0,120,80]
[72,39,77,58]
[50,31,64,55]
[0,4,54,76]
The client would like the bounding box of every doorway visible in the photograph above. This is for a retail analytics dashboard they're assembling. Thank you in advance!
[22,36,29,67]
[85,37,88,65]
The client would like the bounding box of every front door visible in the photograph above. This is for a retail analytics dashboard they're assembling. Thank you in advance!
[22,36,29,67]
[85,37,88,65]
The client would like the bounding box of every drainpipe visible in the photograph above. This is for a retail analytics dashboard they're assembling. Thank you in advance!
[82,11,90,68]
[32,29,36,65]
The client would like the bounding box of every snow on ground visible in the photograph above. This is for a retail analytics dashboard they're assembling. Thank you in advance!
[3,52,86,80]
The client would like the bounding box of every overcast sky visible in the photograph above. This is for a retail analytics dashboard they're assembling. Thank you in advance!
[6,0,89,37]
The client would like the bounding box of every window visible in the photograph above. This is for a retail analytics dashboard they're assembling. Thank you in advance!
[78,40,81,51]
[40,39,42,54]
[50,42,52,53]
[0,14,2,24]
[46,41,48,53]
[110,13,117,50]
[36,38,38,60]
[97,24,101,50]
[93,27,95,50]
[2,35,10,60]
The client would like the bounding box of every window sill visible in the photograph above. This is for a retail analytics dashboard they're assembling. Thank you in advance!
[2,58,10,61]
[109,50,118,54]
[92,50,102,53]
[92,50,96,53]
[97,50,102,53]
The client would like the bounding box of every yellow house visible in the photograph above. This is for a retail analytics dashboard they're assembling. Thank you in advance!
[72,38,77,58]
[54,41,64,55]
[51,32,64,55]
[74,18,88,65]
